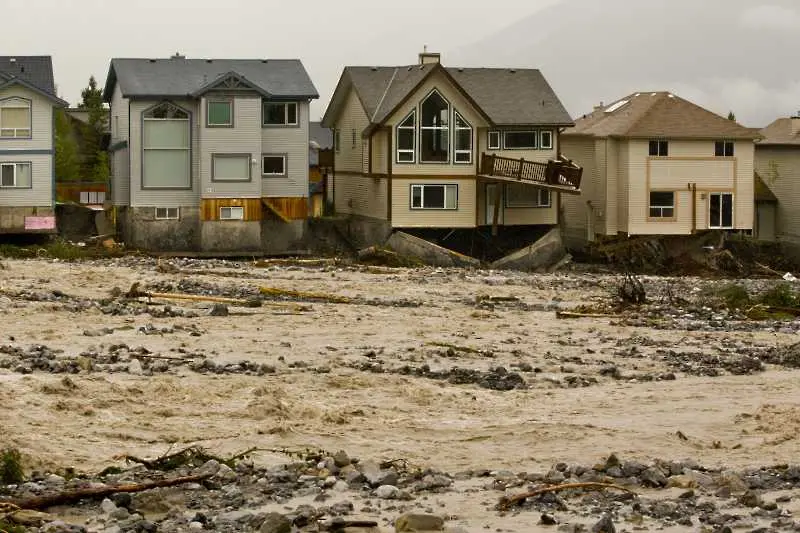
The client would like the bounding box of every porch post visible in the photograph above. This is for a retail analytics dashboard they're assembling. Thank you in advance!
[491,181,502,236]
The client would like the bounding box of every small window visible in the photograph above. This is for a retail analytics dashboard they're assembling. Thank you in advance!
[0,97,32,138]
[263,102,298,126]
[505,184,550,208]
[454,111,472,164]
[503,131,537,149]
[396,111,416,163]
[351,128,357,148]
[488,131,500,150]
[715,141,734,157]
[540,130,553,150]
[207,100,233,126]
[649,140,669,157]
[212,154,250,181]
[155,207,180,220]
[0,162,31,188]
[262,155,286,176]
[410,184,457,210]
[334,129,341,154]
[649,191,675,218]
[220,206,244,220]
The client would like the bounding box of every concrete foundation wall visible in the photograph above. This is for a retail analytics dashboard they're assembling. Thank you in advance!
[0,206,56,234]
[118,206,201,251]
[490,227,566,272]
[200,221,261,252]
[386,231,480,268]
[261,219,306,253]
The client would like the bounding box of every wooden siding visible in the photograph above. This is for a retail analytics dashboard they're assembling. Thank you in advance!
[560,136,597,243]
[0,84,53,151]
[110,84,130,206]
[263,197,308,221]
[333,172,388,220]
[372,129,389,175]
[333,89,368,173]
[261,100,310,198]
[129,99,200,207]
[200,95,262,198]
[385,70,487,176]
[391,177,476,228]
[0,154,52,207]
[200,198,262,221]
[755,145,800,241]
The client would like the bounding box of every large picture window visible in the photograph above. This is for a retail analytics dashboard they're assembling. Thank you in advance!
[0,162,31,188]
[420,91,449,162]
[503,131,537,149]
[0,98,32,138]
[263,102,297,126]
[454,111,472,164]
[212,154,250,181]
[410,184,457,210]
[142,102,191,189]
[649,191,675,218]
[396,111,415,163]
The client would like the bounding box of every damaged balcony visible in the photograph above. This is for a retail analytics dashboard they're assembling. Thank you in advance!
[478,153,583,194]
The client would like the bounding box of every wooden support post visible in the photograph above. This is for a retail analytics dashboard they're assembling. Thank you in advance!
[492,182,502,237]
[517,158,525,178]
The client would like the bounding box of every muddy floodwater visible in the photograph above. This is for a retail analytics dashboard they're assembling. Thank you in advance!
[1,257,799,532]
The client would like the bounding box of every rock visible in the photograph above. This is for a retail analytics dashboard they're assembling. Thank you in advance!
[394,513,445,532]
[685,469,715,488]
[212,463,238,483]
[738,490,763,508]
[667,475,697,489]
[8,509,55,527]
[333,450,351,468]
[640,466,667,487]
[376,484,403,499]
[197,459,221,477]
[716,471,748,493]
[111,492,132,509]
[100,497,118,514]
[360,460,398,487]
[541,513,559,525]
[621,460,645,477]
[44,473,66,486]
[127,359,143,375]
[259,512,292,533]
[591,514,615,533]
[209,303,229,316]
[414,474,453,491]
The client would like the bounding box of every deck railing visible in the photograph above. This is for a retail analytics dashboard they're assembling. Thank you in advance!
[480,153,583,190]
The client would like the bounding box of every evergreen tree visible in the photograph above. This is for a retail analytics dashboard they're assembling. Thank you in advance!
[54,109,80,182]
[727,110,736,121]
[78,76,109,182]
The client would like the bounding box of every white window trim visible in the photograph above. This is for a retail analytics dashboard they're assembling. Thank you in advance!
[262,154,287,176]
[155,207,180,220]
[714,140,735,157]
[648,140,669,157]
[453,110,472,164]
[503,130,538,150]
[419,90,450,164]
[0,97,32,138]
[505,185,551,208]
[648,191,675,218]
[206,99,233,127]
[262,102,298,126]
[0,162,31,188]
[539,130,554,150]
[396,110,416,164]
[410,183,458,210]
[708,192,734,229]
[220,206,245,220]
[488,131,500,150]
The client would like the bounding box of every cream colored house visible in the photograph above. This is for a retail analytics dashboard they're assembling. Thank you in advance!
[321,52,574,242]
[754,116,800,244]
[560,92,758,247]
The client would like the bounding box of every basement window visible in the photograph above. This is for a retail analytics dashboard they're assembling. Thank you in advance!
[410,184,457,209]
[649,191,675,218]
[155,207,180,220]
[220,206,244,220]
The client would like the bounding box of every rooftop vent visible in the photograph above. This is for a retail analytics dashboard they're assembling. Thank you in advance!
[206,59,212,63]
[509,69,516,73]
[605,100,628,113]
[149,59,157,63]
[171,52,185,59]
[418,47,441,65]
[9,58,15,63]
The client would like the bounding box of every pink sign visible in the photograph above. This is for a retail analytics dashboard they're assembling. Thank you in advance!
[24,216,56,230]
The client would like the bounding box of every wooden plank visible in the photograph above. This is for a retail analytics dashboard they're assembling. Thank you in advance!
[477,174,582,195]
[262,197,308,221]
[200,198,263,221]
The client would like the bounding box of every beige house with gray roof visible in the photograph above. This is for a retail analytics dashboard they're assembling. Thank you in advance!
[321,52,574,243]
[560,91,759,247]
[754,116,800,244]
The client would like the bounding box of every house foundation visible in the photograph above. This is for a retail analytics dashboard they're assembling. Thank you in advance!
[116,206,201,251]
[489,227,568,271]
[0,207,56,235]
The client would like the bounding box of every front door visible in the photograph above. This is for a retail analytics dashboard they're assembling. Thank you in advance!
[485,183,503,225]
[709,193,734,229]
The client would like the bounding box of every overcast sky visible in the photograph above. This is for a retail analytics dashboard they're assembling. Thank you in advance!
[5,0,799,127]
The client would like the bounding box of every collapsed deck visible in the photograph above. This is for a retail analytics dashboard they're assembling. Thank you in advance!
[478,153,583,194]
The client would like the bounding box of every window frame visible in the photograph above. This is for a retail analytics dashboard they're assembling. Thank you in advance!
[211,153,251,182]
[262,154,287,177]
[395,110,416,164]
[708,192,734,229]
[154,207,180,220]
[505,184,551,208]
[0,161,32,189]
[539,130,554,150]
[453,110,473,164]
[220,206,245,220]
[351,128,357,148]
[648,140,669,157]
[419,89,451,164]
[488,131,501,150]
[410,183,458,210]
[206,99,234,128]
[141,101,192,190]
[0,97,32,139]
[714,140,735,157]
[503,130,538,150]
[262,101,298,127]
[648,190,676,219]
[334,129,341,154]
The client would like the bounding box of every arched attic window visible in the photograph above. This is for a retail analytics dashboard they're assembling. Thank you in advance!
[142,102,191,188]
[420,90,449,163]
[0,97,32,138]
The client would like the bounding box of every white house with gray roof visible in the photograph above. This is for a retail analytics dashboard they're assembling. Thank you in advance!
[102,54,318,252]
[321,52,574,246]
[0,56,67,234]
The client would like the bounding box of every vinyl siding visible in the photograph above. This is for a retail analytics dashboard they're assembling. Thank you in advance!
[261,100,309,198]
[199,95,262,198]
[475,183,557,226]
[0,85,53,151]
[385,70,487,175]
[617,140,629,234]
[372,129,389,174]
[129,99,200,207]
[391,178,476,228]
[605,138,618,235]
[0,155,52,206]
[477,127,558,165]
[333,172,388,219]
[755,146,800,240]
[110,84,130,205]
[333,88,368,173]
[560,136,597,243]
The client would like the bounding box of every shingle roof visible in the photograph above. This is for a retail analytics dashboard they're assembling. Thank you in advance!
[757,118,800,146]
[103,57,318,101]
[323,63,572,129]
[565,92,758,140]
[0,56,57,95]
[754,172,778,203]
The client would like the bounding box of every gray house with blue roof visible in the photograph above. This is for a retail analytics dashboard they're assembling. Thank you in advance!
[0,56,67,234]
[102,53,318,252]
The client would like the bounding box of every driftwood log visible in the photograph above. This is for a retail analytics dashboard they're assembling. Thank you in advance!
[497,482,636,511]
[556,311,622,320]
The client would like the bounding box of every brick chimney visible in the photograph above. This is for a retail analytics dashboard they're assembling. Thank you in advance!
[418,46,440,65]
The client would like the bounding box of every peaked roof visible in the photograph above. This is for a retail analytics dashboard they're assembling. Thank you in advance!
[310,122,333,149]
[322,62,573,129]
[0,56,65,105]
[565,92,758,140]
[757,117,800,146]
[103,57,318,102]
